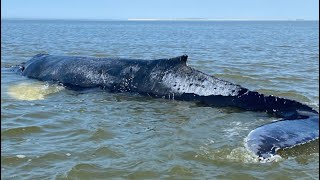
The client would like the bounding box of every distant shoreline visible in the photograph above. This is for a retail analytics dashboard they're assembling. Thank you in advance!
[127,18,316,21]
[1,18,319,22]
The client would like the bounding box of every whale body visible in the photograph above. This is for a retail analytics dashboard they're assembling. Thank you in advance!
[16,54,319,159]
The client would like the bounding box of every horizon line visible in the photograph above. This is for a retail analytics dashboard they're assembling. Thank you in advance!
[1,17,319,22]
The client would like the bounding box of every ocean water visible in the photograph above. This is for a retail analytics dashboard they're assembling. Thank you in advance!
[1,20,319,179]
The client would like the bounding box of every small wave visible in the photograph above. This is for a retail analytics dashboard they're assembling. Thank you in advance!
[222,121,249,138]
[166,165,196,177]
[310,54,319,60]
[88,128,114,141]
[1,126,43,137]
[277,139,319,159]
[7,82,64,101]
[187,141,285,164]
[93,146,124,158]
[63,163,160,179]
[227,146,283,163]
[214,73,262,84]
[276,45,293,48]
[256,89,311,103]
[267,76,305,82]
[192,145,262,164]
[1,62,18,68]
[306,102,319,109]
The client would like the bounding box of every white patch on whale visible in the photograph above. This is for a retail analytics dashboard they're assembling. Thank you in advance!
[161,73,241,96]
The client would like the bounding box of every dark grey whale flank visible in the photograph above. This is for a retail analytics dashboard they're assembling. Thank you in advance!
[17,54,319,159]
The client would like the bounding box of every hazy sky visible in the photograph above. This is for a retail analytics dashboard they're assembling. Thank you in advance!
[1,0,319,20]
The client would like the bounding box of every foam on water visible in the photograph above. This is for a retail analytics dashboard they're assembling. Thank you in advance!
[7,82,64,101]
[228,145,284,163]
[197,143,283,164]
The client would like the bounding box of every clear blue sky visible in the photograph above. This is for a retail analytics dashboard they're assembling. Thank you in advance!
[1,0,319,20]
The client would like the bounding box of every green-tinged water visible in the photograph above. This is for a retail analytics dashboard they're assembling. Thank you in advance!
[1,20,319,179]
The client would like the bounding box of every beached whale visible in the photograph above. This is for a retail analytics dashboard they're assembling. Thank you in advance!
[16,54,319,159]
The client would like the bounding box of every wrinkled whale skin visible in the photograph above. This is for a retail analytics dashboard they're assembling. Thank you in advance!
[17,54,319,159]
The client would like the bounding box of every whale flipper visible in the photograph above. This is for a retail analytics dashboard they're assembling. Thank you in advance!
[246,114,319,159]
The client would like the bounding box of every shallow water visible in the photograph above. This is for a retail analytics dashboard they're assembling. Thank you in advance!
[1,20,319,179]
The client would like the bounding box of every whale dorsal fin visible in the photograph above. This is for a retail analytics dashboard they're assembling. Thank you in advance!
[180,54,188,63]
[167,54,188,66]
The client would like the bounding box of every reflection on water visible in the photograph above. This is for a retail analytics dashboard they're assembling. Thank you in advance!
[1,20,319,179]
[7,82,64,101]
